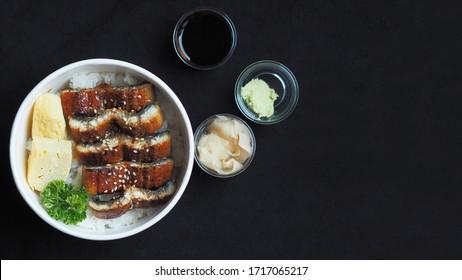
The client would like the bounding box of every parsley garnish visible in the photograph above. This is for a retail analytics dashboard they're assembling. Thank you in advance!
[40,180,89,225]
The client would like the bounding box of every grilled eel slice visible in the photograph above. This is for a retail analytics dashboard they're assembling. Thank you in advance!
[68,104,164,143]
[82,158,174,195]
[88,181,177,219]
[60,83,155,118]
[75,131,171,165]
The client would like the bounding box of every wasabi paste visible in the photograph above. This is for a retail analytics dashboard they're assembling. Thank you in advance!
[241,78,278,118]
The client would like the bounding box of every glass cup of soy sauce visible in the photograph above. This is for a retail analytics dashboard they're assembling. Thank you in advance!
[173,7,237,70]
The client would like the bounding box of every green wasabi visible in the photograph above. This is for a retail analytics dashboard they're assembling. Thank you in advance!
[241,78,278,118]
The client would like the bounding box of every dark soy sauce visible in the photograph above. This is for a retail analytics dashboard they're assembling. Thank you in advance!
[179,12,233,67]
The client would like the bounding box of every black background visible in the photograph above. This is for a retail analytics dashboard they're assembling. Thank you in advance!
[1,0,461,259]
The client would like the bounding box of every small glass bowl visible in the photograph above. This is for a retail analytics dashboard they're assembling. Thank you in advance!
[194,114,256,178]
[173,7,237,70]
[235,60,299,124]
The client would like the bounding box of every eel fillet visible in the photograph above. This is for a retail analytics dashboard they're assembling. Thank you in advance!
[60,83,155,117]
[68,104,164,143]
[82,158,174,195]
[88,181,177,219]
[75,131,171,165]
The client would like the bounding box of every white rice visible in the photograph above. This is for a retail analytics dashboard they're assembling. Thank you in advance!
[33,72,184,230]
[157,93,185,168]
[70,72,140,89]
[65,160,82,187]
[25,139,32,151]
[78,208,155,230]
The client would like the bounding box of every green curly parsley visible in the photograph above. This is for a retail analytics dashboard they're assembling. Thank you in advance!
[40,180,89,225]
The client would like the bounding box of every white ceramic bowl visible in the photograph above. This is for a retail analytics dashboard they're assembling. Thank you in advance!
[9,59,194,240]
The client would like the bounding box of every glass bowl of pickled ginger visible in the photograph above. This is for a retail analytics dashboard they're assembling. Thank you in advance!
[194,114,256,178]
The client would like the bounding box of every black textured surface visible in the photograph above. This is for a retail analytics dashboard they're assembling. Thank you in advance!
[1,0,461,259]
